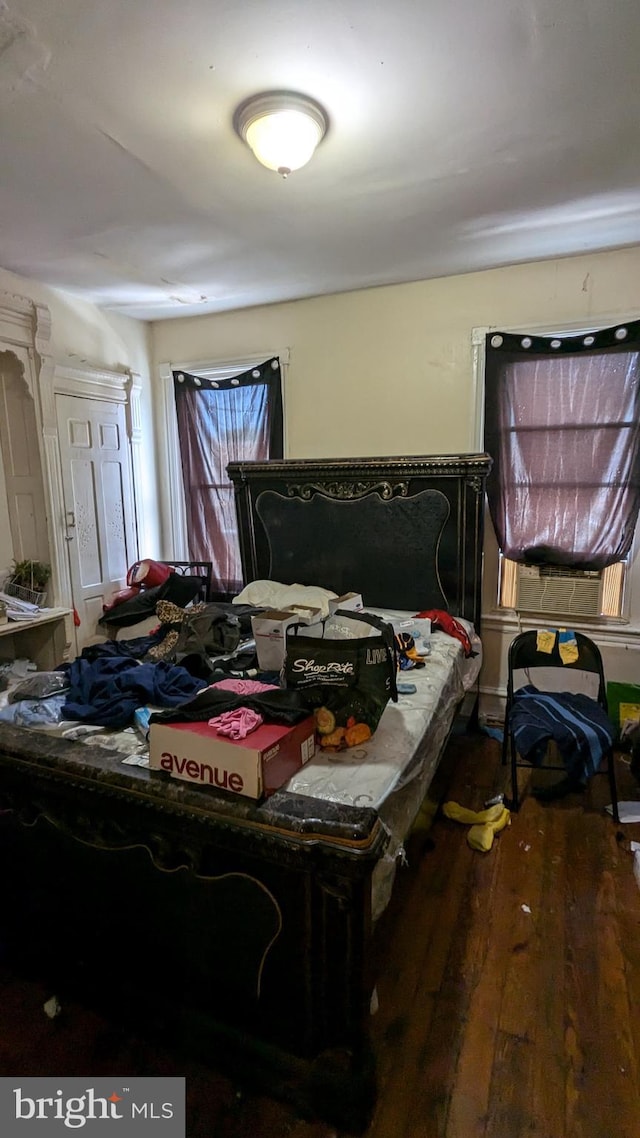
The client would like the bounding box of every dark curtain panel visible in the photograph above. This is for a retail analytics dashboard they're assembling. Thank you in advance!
[173,357,283,595]
[484,320,640,570]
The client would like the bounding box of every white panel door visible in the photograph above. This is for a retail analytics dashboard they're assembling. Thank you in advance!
[56,394,137,649]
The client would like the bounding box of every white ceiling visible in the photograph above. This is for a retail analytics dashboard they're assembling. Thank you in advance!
[2,0,640,321]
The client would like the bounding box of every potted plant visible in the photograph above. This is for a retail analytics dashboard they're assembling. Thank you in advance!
[8,558,51,605]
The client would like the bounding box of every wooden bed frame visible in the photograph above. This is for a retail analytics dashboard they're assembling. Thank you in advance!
[0,453,490,1130]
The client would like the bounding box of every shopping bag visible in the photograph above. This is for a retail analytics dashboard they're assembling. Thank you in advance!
[283,609,398,750]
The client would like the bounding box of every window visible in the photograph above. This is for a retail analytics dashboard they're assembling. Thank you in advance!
[483,320,640,618]
[173,357,283,597]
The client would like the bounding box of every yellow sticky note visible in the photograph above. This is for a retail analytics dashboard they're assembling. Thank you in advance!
[536,629,556,653]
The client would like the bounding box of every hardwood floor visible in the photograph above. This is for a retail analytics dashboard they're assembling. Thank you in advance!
[1,732,639,1137]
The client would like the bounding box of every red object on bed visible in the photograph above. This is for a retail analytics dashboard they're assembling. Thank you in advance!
[415,608,474,656]
[127,559,172,588]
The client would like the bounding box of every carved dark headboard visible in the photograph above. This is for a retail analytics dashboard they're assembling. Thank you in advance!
[228,454,492,627]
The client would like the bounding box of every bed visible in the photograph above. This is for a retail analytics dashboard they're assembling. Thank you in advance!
[0,452,491,1130]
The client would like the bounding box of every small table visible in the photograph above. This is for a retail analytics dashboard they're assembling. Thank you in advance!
[0,608,72,669]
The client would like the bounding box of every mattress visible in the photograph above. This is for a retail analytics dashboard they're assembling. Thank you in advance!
[285,628,468,809]
[0,614,479,837]
[0,619,479,813]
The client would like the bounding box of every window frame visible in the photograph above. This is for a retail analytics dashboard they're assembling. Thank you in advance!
[472,320,639,625]
[158,349,289,562]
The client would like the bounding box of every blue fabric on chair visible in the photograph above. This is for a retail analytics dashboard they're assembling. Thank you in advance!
[509,685,616,783]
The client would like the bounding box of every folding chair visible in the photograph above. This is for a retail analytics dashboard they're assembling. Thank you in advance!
[501,629,619,821]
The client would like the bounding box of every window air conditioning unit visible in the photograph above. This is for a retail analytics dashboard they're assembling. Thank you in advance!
[515,563,604,618]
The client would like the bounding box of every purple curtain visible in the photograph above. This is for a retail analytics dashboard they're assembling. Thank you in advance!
[484,320,640,570]
[173,358,283,595]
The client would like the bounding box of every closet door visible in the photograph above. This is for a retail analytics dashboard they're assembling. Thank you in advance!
[56,393,137,647]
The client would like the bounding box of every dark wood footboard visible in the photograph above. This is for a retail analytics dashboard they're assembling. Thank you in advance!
[0,723,386,1129]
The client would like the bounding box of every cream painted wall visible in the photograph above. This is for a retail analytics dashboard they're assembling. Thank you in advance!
[0,265,159,587]
[153,246,640,460]
[153,245,640,707]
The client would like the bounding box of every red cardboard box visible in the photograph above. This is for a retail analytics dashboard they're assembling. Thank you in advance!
[149,715,316,799]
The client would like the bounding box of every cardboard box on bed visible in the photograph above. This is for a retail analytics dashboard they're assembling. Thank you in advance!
[251,606,323,671]
[149,714,317,799]
[327,592,364,616]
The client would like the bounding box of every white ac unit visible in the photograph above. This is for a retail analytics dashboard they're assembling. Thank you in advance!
[515,563,604,617]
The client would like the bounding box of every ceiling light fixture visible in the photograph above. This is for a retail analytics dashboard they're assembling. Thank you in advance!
[233,91,328,178]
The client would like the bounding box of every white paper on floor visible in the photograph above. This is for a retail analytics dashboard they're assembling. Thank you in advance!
[605,801,640,823]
